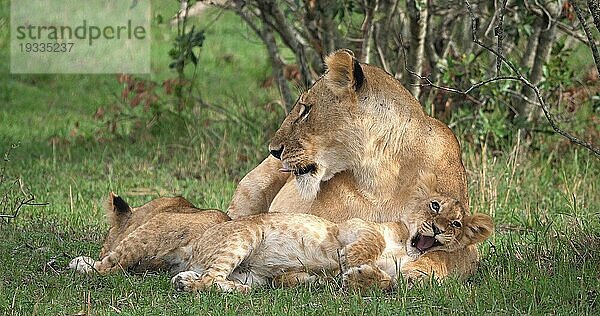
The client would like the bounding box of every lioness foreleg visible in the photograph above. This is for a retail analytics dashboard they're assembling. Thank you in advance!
[401,245,479,283]
[227,156,290,219]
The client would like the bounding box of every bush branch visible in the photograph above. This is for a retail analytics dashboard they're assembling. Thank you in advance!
[572,0,600,79]
[463,0,600,157]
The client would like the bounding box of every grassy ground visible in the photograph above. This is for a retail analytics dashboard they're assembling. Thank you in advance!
[1,3,600,315]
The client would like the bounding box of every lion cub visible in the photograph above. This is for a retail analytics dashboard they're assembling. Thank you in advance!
[70,189,493,292]
[69,193,230,274]
[171,212,410,293]
[172,194,494,293]
[344,195,495,289]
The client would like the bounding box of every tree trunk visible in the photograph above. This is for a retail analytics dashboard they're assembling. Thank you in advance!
[303,1,338,57]
[516,2,561,122]
[519,25,540,71]
[261,22,295,112]
[360,0,379,63]
[588,0,600,33]
[405,0,429,100]
[256,0,316,87]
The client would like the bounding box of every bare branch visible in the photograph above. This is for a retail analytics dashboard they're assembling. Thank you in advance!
[589,0,600,33]
[373,23,391,73]
[230,2,294,111]
[405,0,429,99]
[556,20,594,45]
[230,0,315,88]
[464,0,600,157]
[0,177,48,224]
[572,0,600,79]
[495,0,508,75]
[254,0,314,87]
[520,1,593,45]
[360,0,379,63]
[260,22,295,111]
[0,143,48,224]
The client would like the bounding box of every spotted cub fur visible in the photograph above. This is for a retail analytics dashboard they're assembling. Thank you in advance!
[69,193,230,274]
[171,212,411,293]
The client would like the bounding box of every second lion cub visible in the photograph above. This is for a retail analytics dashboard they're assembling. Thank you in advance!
[69,193,230,275]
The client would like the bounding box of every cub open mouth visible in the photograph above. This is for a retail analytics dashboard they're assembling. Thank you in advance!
[411,233,442,252]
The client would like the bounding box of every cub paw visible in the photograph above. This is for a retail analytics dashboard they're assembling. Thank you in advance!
[338,247,349,270]
[68,256,97,274]
[172,270,201,292]
[401,268,445,288]
[342,264,392,291]
[236,284,251,294]
[272,272,318,288]
[214,281,251,294]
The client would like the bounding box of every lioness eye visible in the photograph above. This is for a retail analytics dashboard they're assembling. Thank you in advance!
[451,220,462,228]
[430,201,440,213]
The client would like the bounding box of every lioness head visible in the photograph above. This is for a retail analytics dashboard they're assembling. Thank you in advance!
[268,49,367,199]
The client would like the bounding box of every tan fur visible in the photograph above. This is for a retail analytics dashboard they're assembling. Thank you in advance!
[342,177,494,288]
[228,49,475,280]
[401,177,494,281]
[70,189,490,292]
[173,188,492,293]
[69,193,230,274]
[171,212,411,293]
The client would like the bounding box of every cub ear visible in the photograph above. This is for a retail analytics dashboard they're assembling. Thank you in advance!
[463,213,494,245]
[106,192,131,226]
[324,49,364,93]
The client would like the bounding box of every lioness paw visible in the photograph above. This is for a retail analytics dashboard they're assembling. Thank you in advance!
[172,270,201,292]
[68,256,97,274]
[401,268,432,286]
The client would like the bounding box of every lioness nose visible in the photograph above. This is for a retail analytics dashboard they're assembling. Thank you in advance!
[269,145,284,160]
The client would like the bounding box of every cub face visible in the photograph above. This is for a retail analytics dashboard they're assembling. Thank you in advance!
[405,196,494,258]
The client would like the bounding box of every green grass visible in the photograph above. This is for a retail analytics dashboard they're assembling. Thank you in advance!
[2,3,600,315]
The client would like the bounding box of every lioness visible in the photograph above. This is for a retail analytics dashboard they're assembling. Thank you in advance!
[228,49,476,280]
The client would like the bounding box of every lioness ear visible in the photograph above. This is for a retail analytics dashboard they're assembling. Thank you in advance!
[463,213,494,245]
[324,49,364,93]
[106,192,131,226]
